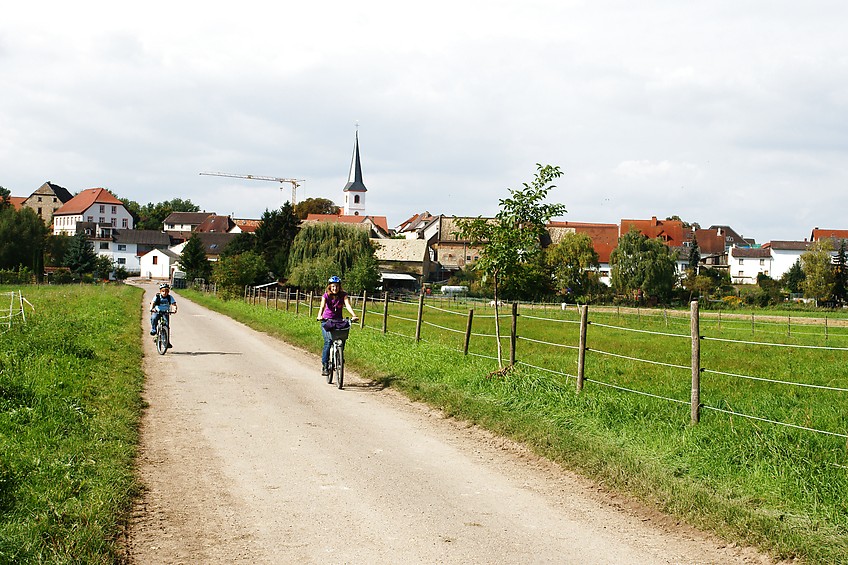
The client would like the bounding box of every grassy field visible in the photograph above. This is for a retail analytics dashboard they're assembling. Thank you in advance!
[0,284,145,564]
[193,290,848,565]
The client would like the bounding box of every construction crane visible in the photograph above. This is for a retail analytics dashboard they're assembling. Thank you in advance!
[199,172,305,205]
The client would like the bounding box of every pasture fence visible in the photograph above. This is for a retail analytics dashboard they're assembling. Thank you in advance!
[1,290,34,332]
[242,285,848,440]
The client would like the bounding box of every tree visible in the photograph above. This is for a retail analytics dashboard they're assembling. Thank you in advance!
[454,164,567,367]
[121,197,201,230]
[63,232,98,278]
[800,240,835,306]
[221,232,256,258]
[93,255,115,280]
[544,232,600,301]
[286,222,380,292]
[213,251,269,299]
[610,228,677,304]
[254,203,300,278]
[780,259,806,295]
[179,233,212,283]
[0,186,10,210]
[294,197,339,219]
[687,232,701,273]
[0,207,48,277]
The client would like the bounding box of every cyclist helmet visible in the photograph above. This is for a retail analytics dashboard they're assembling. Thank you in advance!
[328,276,341,284]
[159,283,171,290]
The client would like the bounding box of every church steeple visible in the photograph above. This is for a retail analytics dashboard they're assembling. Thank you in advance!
[343,129,367,216]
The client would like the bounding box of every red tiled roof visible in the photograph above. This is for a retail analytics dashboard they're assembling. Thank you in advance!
[810,228,848,242]
[195,214,235,233]
[694,229,726,255]
[620,216,687,246]
[548,221,618,263]
[305,213,390,234]
[54,188,123,215]
[233,218,261,233]
[10,196,26,211]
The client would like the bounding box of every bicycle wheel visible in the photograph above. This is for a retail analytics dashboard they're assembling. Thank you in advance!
[326,346,334,384]
[156,323,169,355]
[335,343,344,389]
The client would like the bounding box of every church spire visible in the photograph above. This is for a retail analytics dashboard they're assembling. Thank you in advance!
[343,129,367,193]
[343,128,367,216]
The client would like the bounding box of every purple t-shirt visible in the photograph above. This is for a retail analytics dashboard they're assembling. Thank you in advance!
[321,291,348,320]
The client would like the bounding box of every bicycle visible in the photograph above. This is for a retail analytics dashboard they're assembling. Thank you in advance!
[322,318,352,389]
[152,307,175,355]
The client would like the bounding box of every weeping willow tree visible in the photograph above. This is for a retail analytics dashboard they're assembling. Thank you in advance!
[286,222,380,293]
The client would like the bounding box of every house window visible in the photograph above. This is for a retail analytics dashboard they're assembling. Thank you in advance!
[122,218,128,228]
[759,259,765,266]
[738,259,743,265]
[466,255,471,261]
[99,205,105,213]
[37,207,42,216]
[100,242,109,250]
[738,270,744,277]
[37,196,42,202]
[117,258,126,265]
[111,206,116,214]
[53,197,57,202]
[88,216,93,222]
[152,256,158,265]
[118,244,127,251]
[111,218,116,226]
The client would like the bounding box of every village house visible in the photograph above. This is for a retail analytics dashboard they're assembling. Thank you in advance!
[18,181,73,227]
[52,188,134,236]
[371,238,434,292]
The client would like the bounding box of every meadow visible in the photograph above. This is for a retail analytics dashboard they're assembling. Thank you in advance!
[0,285,144,564]
[195,288,848,565]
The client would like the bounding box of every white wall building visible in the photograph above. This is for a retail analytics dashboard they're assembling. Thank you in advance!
[728,247,773,285]
[761,241,811,281]
[53,188,133,236]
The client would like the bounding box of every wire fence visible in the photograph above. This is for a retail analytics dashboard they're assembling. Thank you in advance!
[1,291,34,333]
[244,286,848,441]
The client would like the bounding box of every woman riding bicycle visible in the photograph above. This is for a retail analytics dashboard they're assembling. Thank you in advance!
[316,276,358,376]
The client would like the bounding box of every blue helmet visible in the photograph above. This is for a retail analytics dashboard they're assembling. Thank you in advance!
[328,276,341,284]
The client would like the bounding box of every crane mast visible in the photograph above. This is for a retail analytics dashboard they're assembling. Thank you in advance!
[199,171,305,205]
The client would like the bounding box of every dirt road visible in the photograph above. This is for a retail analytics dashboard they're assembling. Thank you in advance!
[126,284,776,564]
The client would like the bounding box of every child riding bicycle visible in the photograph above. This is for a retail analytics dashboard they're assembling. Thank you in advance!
[150,282,178,347]
[316,276,358,376]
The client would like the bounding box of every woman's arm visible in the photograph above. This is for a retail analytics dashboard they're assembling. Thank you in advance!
[316,296,327,320]
[343,295,359,320]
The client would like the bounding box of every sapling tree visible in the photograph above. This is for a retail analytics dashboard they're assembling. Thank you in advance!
[454,164,567,368]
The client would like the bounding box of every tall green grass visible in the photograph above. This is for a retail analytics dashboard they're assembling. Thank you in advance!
[0,285,144,564]
[191,290,848,565]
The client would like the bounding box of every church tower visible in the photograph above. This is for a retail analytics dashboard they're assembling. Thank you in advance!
[343,130,367,216]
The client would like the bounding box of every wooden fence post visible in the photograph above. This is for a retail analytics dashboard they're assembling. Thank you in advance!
[308,291,314,318]
[382,292,389,334]
[264,288,269,309]
[415,293,425,343]
[360,291,367,328]
[825,315,829,340]
[463,308,474,355]
[510,302,518,366]
[295,290,300,315]
[691,300,701,425]
[244,285,248,302]
[577,305,588,392]
[285,288,290,311]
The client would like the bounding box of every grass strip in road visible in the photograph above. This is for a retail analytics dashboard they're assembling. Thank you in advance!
[184,289,847,565]
[0,284,145,564]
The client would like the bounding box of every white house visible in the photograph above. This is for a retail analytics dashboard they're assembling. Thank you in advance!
[53,188,133,235]
[139,248,181,280]
[728,246,773,284]
[761,241,811,280]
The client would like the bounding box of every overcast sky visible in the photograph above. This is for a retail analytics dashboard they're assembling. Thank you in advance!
[3,1,847,242]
